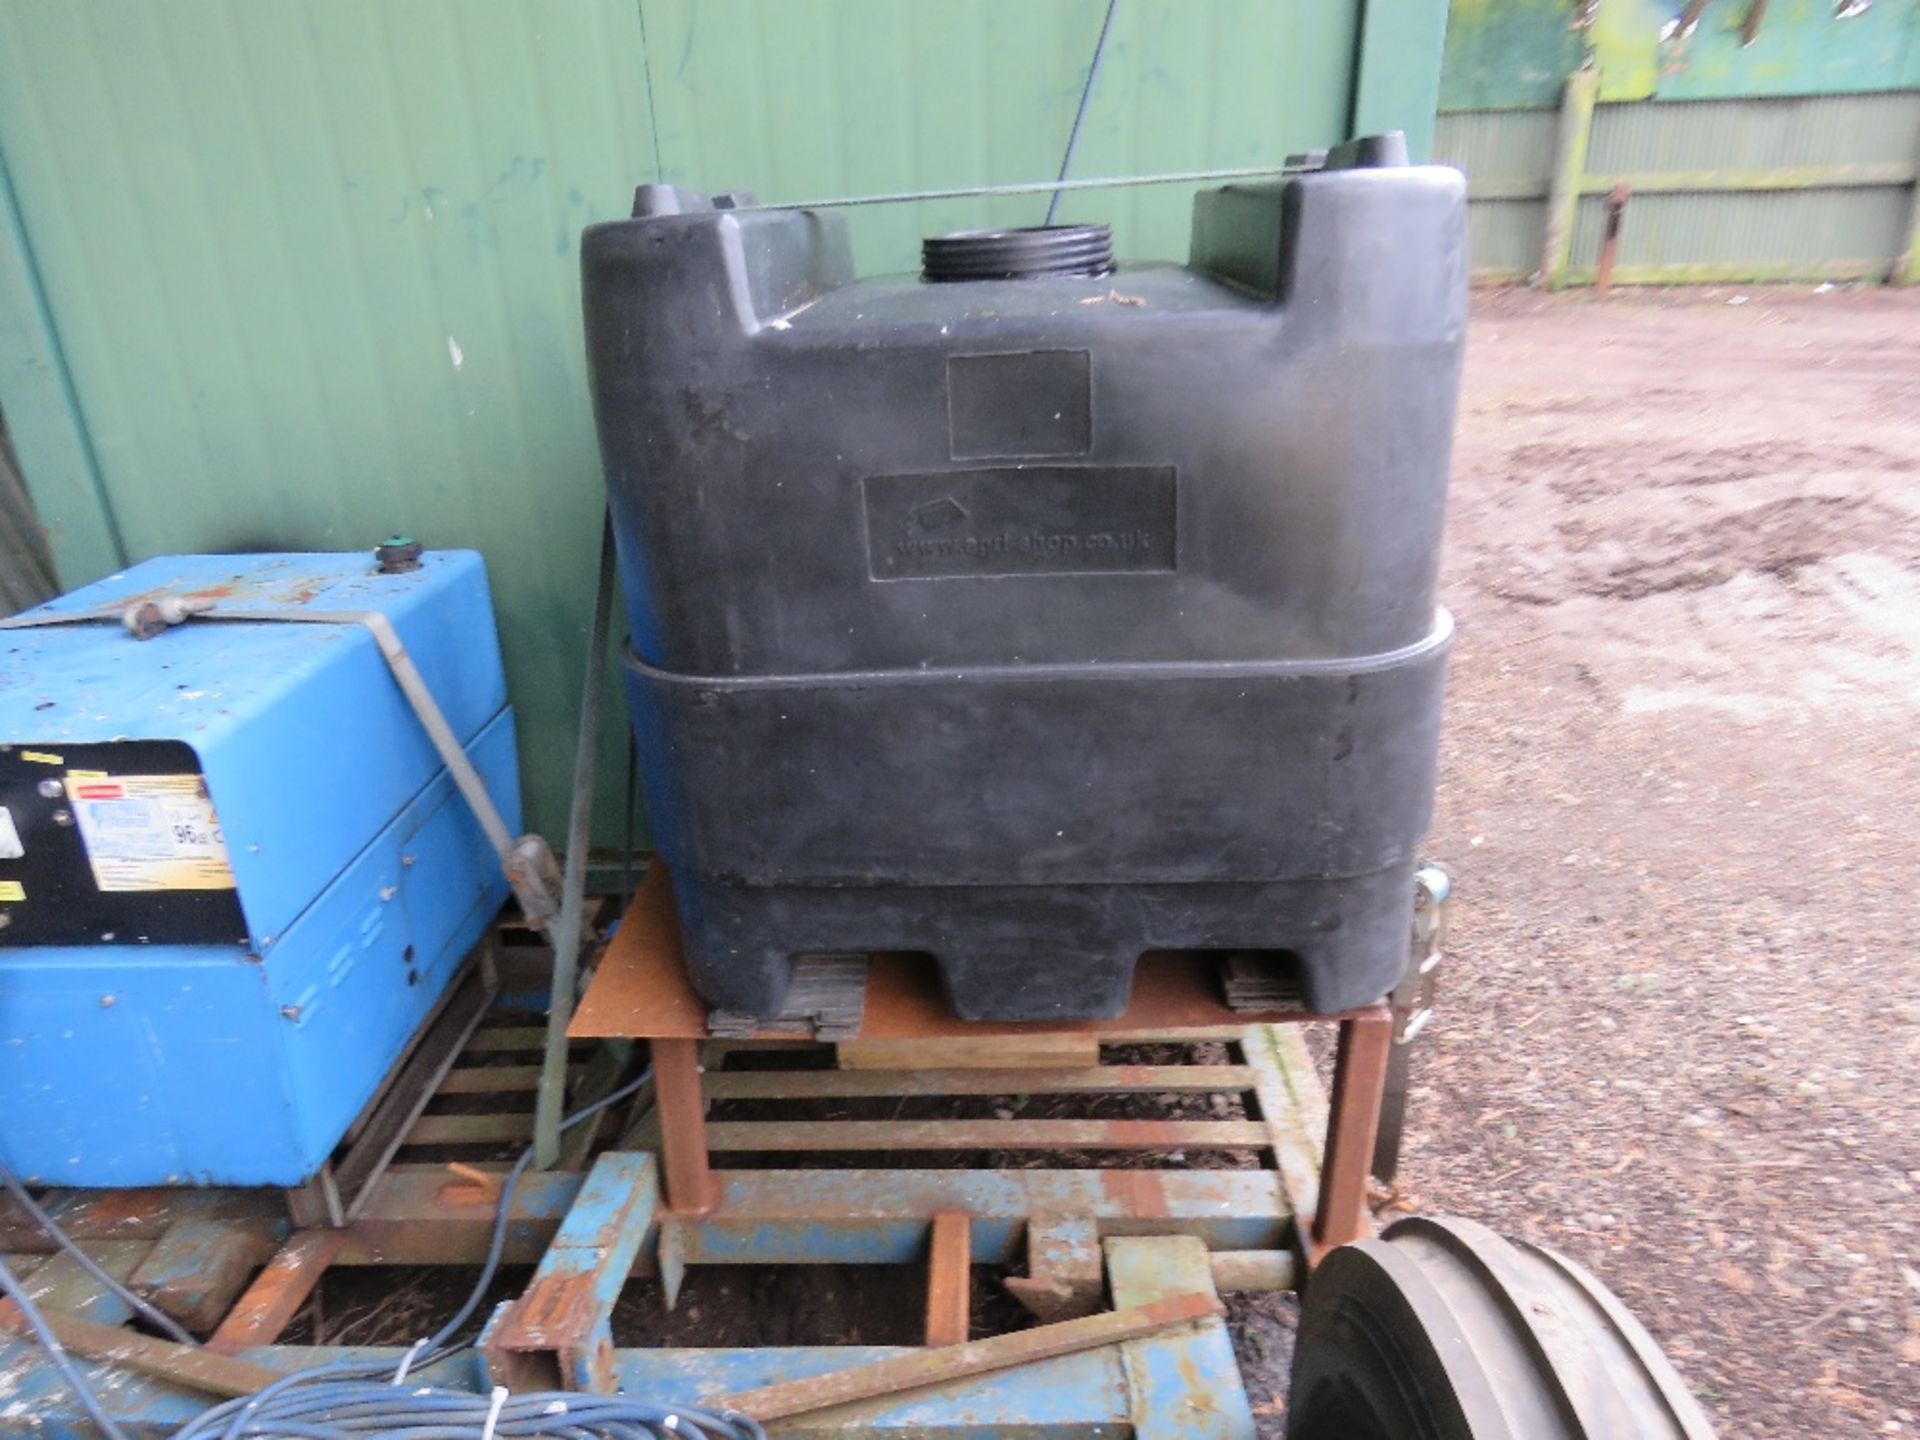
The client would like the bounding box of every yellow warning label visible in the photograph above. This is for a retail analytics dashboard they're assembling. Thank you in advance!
[67,773,237,893]
[0,881,22,902]
[67,769,107,781]
[20,751,62,766]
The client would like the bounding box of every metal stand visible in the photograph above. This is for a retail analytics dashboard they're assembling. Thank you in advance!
[1,874,1398,1439]
[476,865,1393,1407]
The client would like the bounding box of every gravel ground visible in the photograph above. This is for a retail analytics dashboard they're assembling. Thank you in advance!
[1381,284,1920,1439]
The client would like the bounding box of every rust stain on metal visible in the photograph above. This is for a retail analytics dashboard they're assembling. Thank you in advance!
[440,1162,504,1205]
[574,869,1373,1041]
[704,1118,1270,1152]
[42,1189,179,1240]
[654,1036,716,1214]
[205,1229,343,1355]
[924,1211,972,1346]
[1098,1170,1171,1221]
[0,1302,285,1398]
[1307,1008,1391,1262]
[493,1270,600,1347]
[717,1292,1223,1422]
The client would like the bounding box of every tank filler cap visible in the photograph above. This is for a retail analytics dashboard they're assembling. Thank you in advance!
[922,223,1114,283]
[374,536,424,574]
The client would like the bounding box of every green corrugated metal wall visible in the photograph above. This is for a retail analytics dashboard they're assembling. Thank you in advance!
[0,0,1446,842]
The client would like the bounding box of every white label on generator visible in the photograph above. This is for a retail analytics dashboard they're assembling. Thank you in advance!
[0,807,22,859]
[67,773,237,892]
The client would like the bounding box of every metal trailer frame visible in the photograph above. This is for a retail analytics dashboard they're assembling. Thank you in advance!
[0,885,1397,1439]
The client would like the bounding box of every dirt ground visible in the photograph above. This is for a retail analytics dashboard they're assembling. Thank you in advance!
[1383,285,1920,1439]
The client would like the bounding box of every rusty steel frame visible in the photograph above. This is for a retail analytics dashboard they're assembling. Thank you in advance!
[1,887,1398,1440]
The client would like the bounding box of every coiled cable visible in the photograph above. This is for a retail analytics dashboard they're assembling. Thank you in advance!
[3,1062,757,1440]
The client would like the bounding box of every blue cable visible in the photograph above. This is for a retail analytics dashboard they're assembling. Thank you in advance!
[1044,0,1122,226]
[0,1250,131,1440]
[5,1063,751,1439]
[0,1165,197,1347]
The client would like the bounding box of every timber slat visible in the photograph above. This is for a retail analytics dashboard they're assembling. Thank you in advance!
[705,1119,1271,1152]
[717,1292,1223,1422]
[1241,1024,1325,1225]
[404,1113,537,1145]
[436,1064,584,1095]
[463,1028,550,1054]
[706,1075,1259,1105]
[703,1064,1256,1100]
[0,1304,287,1398]
[206,1230,344,1354]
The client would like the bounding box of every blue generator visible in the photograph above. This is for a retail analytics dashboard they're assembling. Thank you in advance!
[0,551,517,1187]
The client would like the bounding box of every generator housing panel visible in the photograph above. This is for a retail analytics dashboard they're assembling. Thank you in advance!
[0,552,517,1187]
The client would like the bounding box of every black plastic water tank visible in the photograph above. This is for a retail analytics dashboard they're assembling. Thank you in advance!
[583,137,1466,1021]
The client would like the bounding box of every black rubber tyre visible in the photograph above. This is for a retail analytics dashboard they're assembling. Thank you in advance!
[1288,1215,1716,1440]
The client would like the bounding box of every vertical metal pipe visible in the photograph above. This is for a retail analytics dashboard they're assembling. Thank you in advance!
[533,514,617,1169]
[1595,183,1631,297]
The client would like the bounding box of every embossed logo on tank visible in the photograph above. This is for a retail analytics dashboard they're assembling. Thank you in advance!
[865,466,1176,581]
[911,497,970,532]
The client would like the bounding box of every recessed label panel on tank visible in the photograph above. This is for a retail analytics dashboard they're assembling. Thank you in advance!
[864,466,1176,580]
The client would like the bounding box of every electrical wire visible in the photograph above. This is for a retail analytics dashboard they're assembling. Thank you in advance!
[0,1166,197,1346]
[1045,0,1121,226]
[0,1251,132,1440]
[4,1063,749,1439]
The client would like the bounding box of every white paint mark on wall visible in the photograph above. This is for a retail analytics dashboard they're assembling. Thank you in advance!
[447,336,464,370]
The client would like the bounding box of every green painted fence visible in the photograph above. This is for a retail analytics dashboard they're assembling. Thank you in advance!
[1436,1,1920,286]
[0,0,1447,843]
[1436,88,1920,284]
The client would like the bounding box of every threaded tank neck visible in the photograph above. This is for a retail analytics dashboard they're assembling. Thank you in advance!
[922,224,1114,282]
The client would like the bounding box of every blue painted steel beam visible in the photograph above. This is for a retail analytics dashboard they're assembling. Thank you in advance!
[1107,1236,1257,1440]
[480,1152,659,1391]
[666,1168,1290,1267]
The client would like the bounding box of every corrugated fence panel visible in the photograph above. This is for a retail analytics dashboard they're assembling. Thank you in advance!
[1587,91,1920,173]
[1440,91,1920,283]
[1433,108,1558,279]
[1568,186,1914,278]
[1572,93,1920,280]
[0,0,1394,839]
